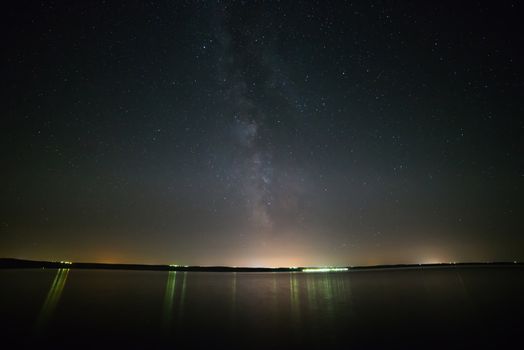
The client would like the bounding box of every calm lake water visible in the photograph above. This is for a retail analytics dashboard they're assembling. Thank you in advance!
[1,267,523,348]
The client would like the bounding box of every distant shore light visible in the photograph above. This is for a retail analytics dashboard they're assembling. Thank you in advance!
[302,267,349,273]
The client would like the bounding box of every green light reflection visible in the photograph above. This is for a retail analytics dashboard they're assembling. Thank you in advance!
[271,273,278,311]
[230,272,237,322]
[163,271,176,330]
[306,274,318,312]
[36,268,69,331]
[321,273,335,324]
[177,272,187,323]
[290,272,301,333]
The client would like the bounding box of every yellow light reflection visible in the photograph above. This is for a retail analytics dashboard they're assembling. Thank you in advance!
[36,268,69,330]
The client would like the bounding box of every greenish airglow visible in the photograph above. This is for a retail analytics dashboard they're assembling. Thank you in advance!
[302,267,349,273]
[163,271,176,329]
[36,268,70,330]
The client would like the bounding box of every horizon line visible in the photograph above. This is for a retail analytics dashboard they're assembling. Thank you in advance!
[1,257,521,272]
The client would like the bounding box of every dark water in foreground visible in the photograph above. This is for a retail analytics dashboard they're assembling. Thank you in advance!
[1,267,523,349]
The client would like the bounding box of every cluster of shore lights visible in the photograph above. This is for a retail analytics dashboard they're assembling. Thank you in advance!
[302,267,349,273]
[59,261,72,265]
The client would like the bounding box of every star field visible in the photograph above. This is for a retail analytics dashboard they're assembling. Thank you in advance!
[2,1,523,266]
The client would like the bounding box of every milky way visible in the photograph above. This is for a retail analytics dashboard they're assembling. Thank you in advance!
[217,7,302,237]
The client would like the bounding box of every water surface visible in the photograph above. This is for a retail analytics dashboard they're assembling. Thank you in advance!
[1,267,523,348]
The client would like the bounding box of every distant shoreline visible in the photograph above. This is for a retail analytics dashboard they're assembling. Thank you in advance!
[0,258,522,272]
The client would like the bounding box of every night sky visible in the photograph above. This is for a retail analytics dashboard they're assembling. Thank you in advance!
[2,1,523,267]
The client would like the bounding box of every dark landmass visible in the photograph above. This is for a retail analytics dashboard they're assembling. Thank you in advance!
[0,258,521,272]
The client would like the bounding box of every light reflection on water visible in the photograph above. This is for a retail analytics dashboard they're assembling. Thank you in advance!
[177,271,187,324]
[289,272,301,333]
[163,271,176,330]
[230,272,237,322]
[159,271,353,339]
[8,267,519,347]
[36,268,69,331]
[32,269,362,336]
